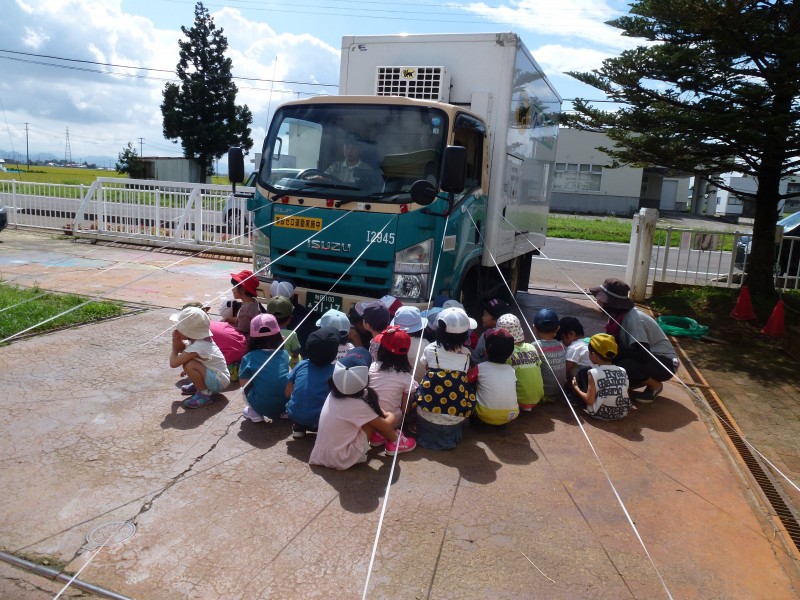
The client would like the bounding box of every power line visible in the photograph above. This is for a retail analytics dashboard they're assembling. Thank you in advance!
[0,49,339,88]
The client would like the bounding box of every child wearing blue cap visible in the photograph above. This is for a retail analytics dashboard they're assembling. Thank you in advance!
[533,308,566,403]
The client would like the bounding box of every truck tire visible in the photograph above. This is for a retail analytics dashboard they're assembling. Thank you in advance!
[456,265,481,318]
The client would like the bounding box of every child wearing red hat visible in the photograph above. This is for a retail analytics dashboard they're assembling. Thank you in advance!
[367,326,419,448]
[226,270,264,336]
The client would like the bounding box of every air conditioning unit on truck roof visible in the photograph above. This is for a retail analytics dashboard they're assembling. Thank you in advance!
[229,32,561,319]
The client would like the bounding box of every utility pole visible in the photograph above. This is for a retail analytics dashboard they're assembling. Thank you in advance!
[24,122,29,170]
[138,137,144,157]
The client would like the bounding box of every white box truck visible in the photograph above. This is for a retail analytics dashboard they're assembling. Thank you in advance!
[229,32,561,316]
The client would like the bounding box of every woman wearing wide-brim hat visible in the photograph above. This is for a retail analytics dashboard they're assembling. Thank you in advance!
[589,278,678,403]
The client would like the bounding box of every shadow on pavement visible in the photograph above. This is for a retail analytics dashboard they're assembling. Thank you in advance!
[160,396,231,430]
[289,443,401,513]
[237,418,293,449]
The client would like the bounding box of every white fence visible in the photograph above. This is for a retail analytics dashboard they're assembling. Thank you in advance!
[4,180,799,292]
[628,210,800,295]
[1,177,254,257]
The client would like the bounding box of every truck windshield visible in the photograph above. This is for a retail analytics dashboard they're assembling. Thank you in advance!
[261,103,448,202]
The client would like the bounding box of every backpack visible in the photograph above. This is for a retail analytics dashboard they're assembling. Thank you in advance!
[412,347,475,418]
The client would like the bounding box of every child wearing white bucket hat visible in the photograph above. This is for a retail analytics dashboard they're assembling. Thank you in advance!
[496,313,544,411]
[310,349,415,469]
[412,307,477,450]
[169,306,231,409]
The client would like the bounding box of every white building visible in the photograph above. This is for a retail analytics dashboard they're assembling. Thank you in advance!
[705,174,800,217]
[551,128,691,216]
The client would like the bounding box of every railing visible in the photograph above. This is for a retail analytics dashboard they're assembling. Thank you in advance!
[648,226,800,291]
[0,179,87,231]
[2,177,254,257]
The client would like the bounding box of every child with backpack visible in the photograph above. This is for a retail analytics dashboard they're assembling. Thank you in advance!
[413,307,476,450]
[310,349,415,470]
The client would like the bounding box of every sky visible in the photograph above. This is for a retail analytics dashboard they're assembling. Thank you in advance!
[0,0,639,170]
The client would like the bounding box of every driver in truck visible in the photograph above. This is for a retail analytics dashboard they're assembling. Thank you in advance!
[325,132,372,182]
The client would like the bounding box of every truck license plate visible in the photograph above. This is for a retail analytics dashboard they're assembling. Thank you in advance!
[307,292,342,313]
[275,216,322,230]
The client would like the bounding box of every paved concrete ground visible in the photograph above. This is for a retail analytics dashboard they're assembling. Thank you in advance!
[1,229,799,599]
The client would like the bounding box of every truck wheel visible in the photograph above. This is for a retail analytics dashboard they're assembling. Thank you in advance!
[457,266,481,318]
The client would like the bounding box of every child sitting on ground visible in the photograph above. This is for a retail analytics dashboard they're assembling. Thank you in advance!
[239,314,290,423]
[169,306,231,409]
[316,308,354,361]
[267,295,302,369]
[471,297,510,364]
[285,327,339,438]
[226,270,263,336]
[367,326,419,447]
[360,300,392,361]
[391,306,428,382]
[570,334,631,421]
[471,328,519,426]
[413,307,476,450]
[533,308,567,403]
[557,316,593,384]
[310,349,416,470]
[495,313,544,411]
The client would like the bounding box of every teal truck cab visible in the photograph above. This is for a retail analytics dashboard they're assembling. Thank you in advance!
[228,32,561,317]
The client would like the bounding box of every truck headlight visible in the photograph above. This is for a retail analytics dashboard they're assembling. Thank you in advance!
[252,228,271,278]
[393,239,432,299]
[392,274,429,300]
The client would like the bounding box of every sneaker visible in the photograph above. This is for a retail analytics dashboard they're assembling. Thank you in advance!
[385,431,416,456]
[279,412,289,420]
[369,431,387,447]
[633,383,663,404]
[180,383,197,396]
[520,405,533,412]
[292,424,307,438]
[183,391,212,409]
[243,405,265,423]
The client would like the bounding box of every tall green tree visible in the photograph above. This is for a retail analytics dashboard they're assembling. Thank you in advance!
[565,0,800,296]
[161,2,253,181]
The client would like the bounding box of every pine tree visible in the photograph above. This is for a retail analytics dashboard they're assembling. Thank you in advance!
[161,2,253,181]
[565,0,800,296]
[115,142,144,178]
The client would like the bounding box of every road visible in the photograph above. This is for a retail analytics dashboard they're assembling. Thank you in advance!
[530,237,627,291]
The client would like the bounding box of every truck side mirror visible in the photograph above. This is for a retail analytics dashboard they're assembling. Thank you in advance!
[409,180,438,205]
[439,145,467,194]
[228,147,245,184]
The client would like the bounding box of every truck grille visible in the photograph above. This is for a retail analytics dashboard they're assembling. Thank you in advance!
[271,246,393,297]
[375,66,450,101]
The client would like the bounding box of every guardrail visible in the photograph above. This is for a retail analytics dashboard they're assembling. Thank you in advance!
[649,226,799,291]
[2,177,254,257]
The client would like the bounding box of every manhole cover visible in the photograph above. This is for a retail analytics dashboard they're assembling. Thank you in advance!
[83,521,136,550]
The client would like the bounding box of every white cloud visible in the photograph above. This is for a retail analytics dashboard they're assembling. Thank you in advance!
[455,0,639,52]
[0,2,339,165]
[22,26,49,50]
[532,44,612,75]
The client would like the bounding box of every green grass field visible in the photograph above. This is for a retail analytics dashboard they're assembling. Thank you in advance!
[0,165,125,186]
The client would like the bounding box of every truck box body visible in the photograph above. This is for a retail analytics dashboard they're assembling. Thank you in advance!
[244,32,561,314]
[340,33,561,267]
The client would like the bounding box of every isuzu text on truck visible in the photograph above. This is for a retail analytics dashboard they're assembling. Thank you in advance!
[229,32,561,316]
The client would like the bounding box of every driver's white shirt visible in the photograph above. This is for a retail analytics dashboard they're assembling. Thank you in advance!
[325,159,370,183]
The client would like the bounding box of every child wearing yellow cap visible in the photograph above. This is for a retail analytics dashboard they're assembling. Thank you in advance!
[569,333,631,421]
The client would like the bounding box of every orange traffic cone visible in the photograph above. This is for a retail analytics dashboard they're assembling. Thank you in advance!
[731,285,756,320]
[761,299,785,337]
